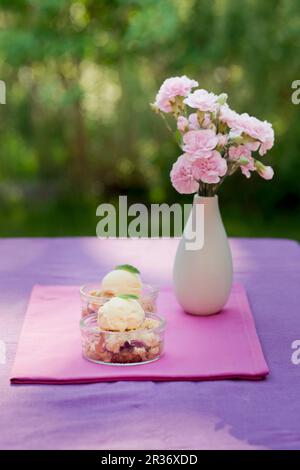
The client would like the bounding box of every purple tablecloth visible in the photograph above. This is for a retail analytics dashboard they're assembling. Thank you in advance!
[0,237,299,450]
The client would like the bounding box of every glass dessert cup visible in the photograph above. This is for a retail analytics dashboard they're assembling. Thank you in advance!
[80,282,159,318]
[80,313,166,365]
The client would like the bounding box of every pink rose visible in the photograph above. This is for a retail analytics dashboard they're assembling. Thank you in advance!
[154,76,198,113]
[183,129,218,157]
[246,141,260,152]
[233,114,274,156]
[192,151,227,184]
[228,145,252,161]
[188,113,211,130]
[184,89,219,112]
[177,116,189,132]
[219,104,240,128]
[170,154,199,194]
[188,113,200,130]
[240,156,256,179]
[220,106,274,156]
[256,164,274,180]
[228,146,256,178]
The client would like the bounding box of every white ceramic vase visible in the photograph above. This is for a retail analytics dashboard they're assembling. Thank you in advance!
[173,194,233,315]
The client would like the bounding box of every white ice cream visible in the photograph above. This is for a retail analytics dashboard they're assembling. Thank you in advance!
[100,269,142,297]
[98,297,145,332]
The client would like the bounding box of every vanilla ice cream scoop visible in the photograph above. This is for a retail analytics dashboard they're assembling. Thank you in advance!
[100,266,142,298]
[98,296,145,332]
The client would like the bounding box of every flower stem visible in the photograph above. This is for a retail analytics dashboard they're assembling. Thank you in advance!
[159,112,182,150]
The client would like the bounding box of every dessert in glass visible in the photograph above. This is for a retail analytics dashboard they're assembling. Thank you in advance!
[80,264,159,318]
[80,295,166,365]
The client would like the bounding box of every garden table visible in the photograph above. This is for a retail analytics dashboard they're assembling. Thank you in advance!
[0,237,299,450]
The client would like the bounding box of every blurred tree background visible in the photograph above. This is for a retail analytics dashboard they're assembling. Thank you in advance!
[0,0,299,238]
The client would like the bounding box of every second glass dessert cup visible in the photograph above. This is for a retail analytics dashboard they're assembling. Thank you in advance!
[80,312,166,365]
[80,282,159,318]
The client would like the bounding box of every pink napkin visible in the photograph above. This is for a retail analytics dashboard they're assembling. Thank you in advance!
[10,284,269,384]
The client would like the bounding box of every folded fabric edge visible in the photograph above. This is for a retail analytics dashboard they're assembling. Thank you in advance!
[10,371,269,385]
[235,284,270,375]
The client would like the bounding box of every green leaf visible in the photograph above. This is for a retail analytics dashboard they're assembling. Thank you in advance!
[117,294,139,300]
[238,157,250,166]
[114,264,140,274]
[174,130,182,146]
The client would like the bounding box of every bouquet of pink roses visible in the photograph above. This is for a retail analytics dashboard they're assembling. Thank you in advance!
[151,76,274,196]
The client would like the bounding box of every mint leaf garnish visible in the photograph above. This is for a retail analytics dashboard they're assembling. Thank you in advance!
[114,264,140,274]
[117,294,139,300]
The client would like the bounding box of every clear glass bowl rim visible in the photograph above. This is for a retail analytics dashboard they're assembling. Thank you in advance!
[80,312,166,335]
[79,282,159,302]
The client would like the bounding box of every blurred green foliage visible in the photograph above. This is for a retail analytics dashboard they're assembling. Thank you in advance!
[0,0,299,239]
